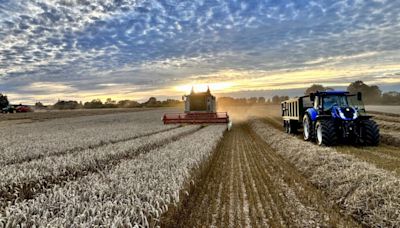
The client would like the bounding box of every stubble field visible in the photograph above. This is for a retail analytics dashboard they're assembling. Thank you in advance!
[0,106,399,227]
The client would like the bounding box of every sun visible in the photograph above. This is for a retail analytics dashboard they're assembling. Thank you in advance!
[175,82,234,94]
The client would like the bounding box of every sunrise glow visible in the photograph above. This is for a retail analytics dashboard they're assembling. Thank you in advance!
[174,82,235,94]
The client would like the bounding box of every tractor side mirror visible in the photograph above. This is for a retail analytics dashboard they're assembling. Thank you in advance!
[310,93,315,102]
[357,92,362,101]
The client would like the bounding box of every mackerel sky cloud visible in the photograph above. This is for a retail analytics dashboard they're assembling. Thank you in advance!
[0,0,400,103]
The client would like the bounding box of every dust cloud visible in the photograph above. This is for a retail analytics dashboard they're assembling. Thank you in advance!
[218,104,281,123]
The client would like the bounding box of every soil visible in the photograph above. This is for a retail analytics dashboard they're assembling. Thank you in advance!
[161,123,359,227]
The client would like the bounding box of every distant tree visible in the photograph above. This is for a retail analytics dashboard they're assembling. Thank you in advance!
[258,97,266,104]
[53,100,81,109]
[248,97,258,104]
[347,80,382,104]
[280,95,289,101]
[84,99,103,109]
[143,97,161,107]
[236,98,247,105]
[304,84,333,95]
[105,98,116,105]
[217,97,236,106]
[34,102,46,109]
[381,91,400,105]
[271,95,280,104]
[161,99,181,107]
[271,95,289,104]
[117,100,141,108]
[104,98,117,108]
[0,93,9,109]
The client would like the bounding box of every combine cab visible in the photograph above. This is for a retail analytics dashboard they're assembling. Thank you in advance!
[163,87,231,127]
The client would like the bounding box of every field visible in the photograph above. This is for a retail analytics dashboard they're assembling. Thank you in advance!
[366,105,400,115]
[0,107,399,227]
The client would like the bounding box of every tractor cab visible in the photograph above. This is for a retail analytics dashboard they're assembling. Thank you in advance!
[310,91,365,119]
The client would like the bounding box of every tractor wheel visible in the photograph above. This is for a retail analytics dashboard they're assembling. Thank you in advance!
[315,120,338,146]
[303,115,313,141]
[361,120,380,146]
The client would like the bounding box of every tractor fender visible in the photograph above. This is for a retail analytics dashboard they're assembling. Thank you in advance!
[305,108,318,122]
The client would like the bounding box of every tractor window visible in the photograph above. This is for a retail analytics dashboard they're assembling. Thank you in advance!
[322,95,348,111]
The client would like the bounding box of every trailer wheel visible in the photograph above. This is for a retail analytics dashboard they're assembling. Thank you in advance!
[316,120,337,146]
[303,115,313,141]
[284,121,289,133]
[289,120,297,134]
[361,119,380,146]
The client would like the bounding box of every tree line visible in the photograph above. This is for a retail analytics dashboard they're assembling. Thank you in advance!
[217,95,289,106]
[46,97,182,110]
[1,80,399,110]
[305,80,400,105]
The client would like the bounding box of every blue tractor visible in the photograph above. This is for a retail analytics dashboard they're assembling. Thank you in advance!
[281,91,380,146]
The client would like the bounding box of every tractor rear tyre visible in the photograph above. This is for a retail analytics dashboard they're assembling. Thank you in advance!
[316,120,338,146]
[303,115,313,141]
[361,119,380,146]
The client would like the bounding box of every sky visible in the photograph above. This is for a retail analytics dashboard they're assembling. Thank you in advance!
[0,0,400,104]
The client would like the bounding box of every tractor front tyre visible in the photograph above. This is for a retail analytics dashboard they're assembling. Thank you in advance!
[361,120,380,146]
[303,115,313,141]
[316,120,338,146]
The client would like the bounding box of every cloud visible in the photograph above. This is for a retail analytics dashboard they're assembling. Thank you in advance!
[0,0,400,103]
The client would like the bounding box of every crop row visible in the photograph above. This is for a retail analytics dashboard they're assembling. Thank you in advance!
[250,119,400,227]
[0,110,174,165]
[1,125,226,227]
[0,125,200,209]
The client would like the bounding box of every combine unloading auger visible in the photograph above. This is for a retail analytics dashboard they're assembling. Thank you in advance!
[162,87,231,128]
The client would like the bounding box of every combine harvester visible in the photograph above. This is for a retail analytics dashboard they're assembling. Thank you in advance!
[281,91,380,146]
[163,87,231,129]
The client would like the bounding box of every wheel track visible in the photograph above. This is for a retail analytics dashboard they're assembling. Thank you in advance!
[247,124,359,226]
[239,132,271,226]
[0,126,200,212]
[236,130,262,227]
[246,126,315,225]
[242,127,287,226]
[162,123,360,227]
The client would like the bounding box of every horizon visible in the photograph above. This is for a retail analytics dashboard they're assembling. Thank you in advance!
[1,1,400,104]
[7,84,396,106]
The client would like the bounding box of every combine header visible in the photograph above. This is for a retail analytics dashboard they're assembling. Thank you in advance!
[162,87,231,126]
